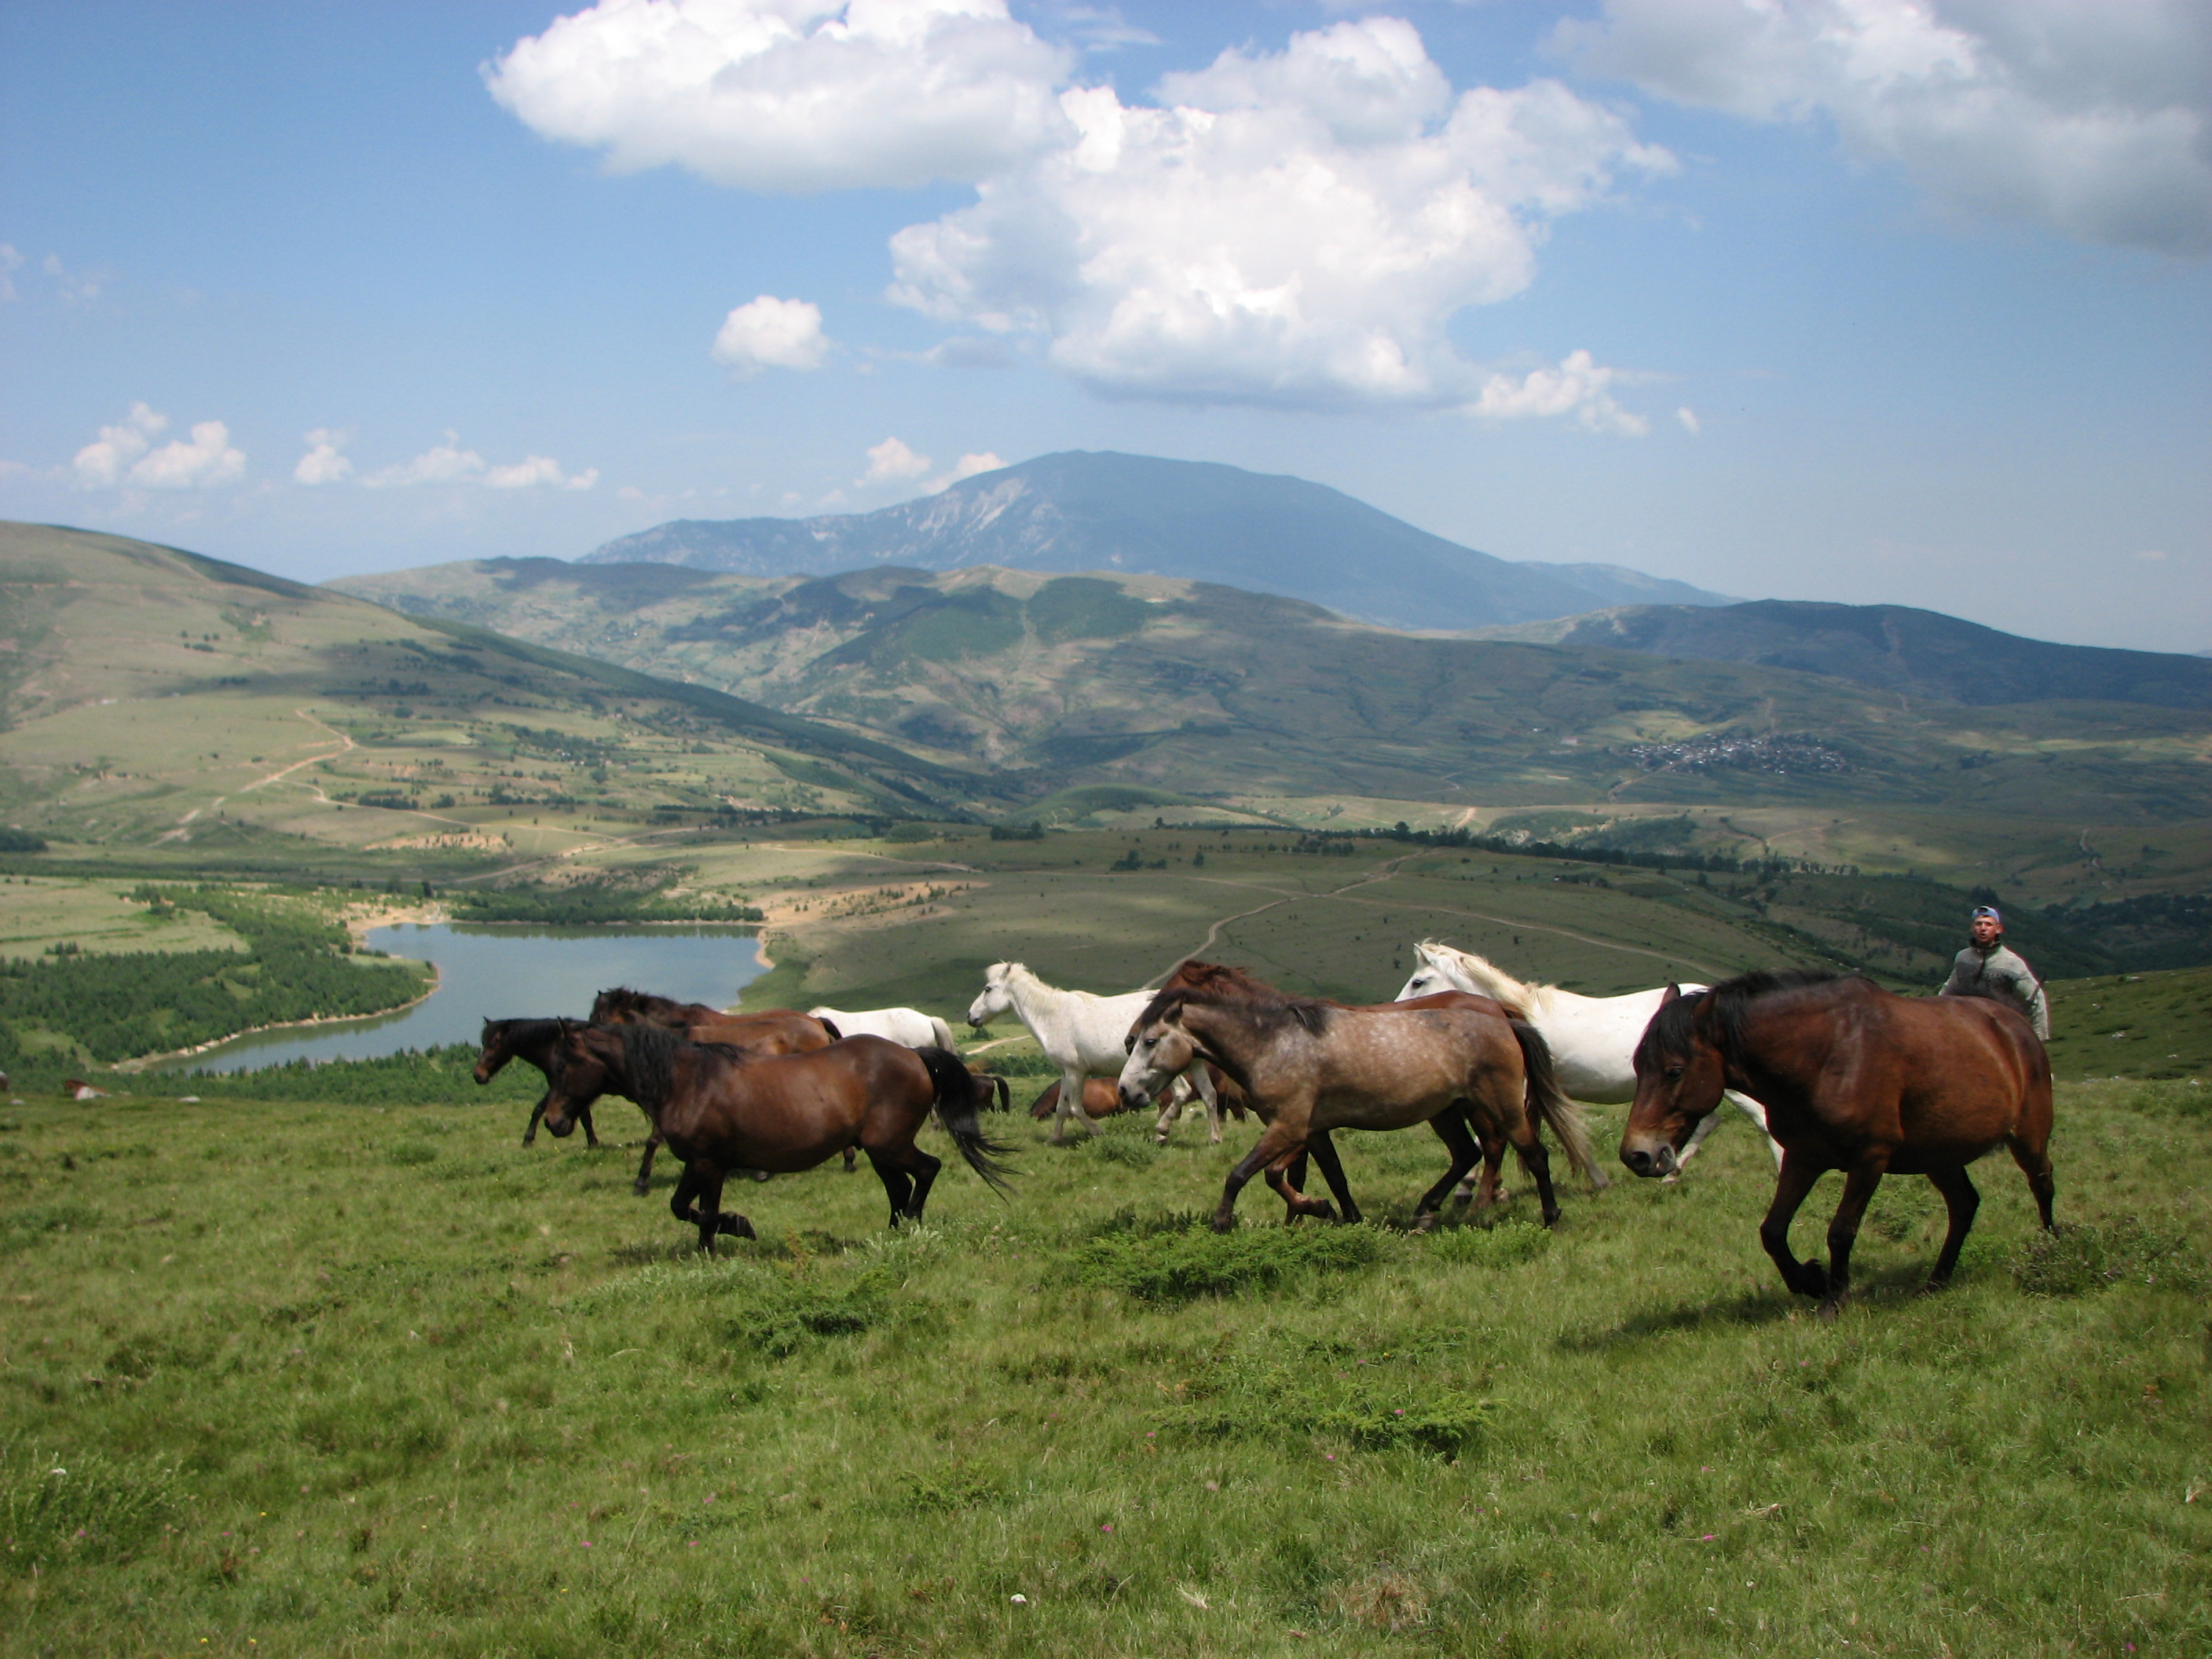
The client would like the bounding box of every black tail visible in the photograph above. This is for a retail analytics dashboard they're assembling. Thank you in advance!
[917,1047,1016,1196]
[1511,1019,1606,1190]
[816,1016,843,1042]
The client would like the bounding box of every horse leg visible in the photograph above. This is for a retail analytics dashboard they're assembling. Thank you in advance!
[867,1149,916,1230]
[1924,1166,1980,1288]
[1303,1130,1360,1225]
[522,1093,548,1148]
[2005,1132,2057,1233]
[580,1101,599,1150]
[842,1146,858,1174]
[1153,1077,1185,1147]
[1214,1120,1306,1233]
[1415,1111,1483,1229]
[1052,1067,1096,1145]
[1264,1143,1337,1224]
[902,1144,944,1222]
[1818,1161,1886,1318]
[632,1130,659,1197]
[1189,1064,1225,1145]
[1668,1108,1722,1181]
[1758,1152,1833,1302]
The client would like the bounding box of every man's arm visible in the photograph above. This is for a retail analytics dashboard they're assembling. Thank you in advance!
[1937,951,1974,998]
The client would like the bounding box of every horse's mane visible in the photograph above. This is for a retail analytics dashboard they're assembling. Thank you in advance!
[591,986,672,1021]
[1140,960,1336,1036]
[1419,940,1542,1004]
[613,1021,685,1109]
[1635,969,1849,1071]
[482,1016,570,1054]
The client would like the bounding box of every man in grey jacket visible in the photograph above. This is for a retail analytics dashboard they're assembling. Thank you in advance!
[1939,904,2049,1039]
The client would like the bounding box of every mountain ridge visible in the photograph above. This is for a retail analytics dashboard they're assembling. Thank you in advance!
[580,450,1736,631]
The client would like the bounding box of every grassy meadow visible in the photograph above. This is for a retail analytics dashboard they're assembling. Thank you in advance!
[2,1064,2205,1657]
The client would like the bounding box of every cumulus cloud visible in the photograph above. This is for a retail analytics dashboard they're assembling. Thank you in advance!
[862,436,934,485]
[74,403,246,489]
[294,428,354,485]
[1469,350,1650,435]
[886,18,1673,409]
[1675,405,1701,435]
[487,0,1072,192]
[1561,0,2212,255]
[712,295,830,377]
[936,450,1005,486]
[367,434,594,489]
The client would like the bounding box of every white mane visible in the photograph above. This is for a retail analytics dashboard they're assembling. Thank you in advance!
[1415,940,1547,1007]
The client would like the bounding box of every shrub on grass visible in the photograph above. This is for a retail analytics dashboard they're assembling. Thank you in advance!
[0,1440,180,1573]
[1163,1350,1492,1456]
[2012,1219,2207,1296]
[1060,1212,1395,1302]
[1422,1219,1551,1269]
[729,1275,895,1357]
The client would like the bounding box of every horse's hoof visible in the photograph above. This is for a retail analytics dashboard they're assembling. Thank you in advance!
[632,1182,650,1197]
[1660,1172,1682,1186]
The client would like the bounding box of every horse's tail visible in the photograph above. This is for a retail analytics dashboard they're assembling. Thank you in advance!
[815,1015,844,1042]
[1511,1020,1608,1191]
[930,1015,958,1050]
[917,1046,1016,1196]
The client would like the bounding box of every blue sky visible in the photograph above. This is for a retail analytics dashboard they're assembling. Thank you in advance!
[2,1,2207,650]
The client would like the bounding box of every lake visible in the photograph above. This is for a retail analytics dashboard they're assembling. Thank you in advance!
[160,924,769,1072]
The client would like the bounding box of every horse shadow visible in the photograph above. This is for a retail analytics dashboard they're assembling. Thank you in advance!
[1554,1289,1799,1353]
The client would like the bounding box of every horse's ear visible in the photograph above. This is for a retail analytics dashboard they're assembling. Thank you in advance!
[1661,983,1682,1005]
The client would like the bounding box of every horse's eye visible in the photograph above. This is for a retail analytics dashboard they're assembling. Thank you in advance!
[1664,1065,1684,1082]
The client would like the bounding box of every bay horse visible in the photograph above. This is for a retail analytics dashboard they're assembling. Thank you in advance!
[1118,963,1600,1232]
[967,962,1225,1145]
[590,989,848,1175]
[1622,971,2056,1316]
[1397,940,1783,1177]
[539,1024,1014,1249]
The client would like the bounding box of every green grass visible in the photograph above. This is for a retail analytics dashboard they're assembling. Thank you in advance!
[0,1073,2203,1656]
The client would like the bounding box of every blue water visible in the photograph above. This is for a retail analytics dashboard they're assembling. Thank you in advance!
[160,924,768,1072]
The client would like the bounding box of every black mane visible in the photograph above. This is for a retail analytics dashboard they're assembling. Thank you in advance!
[1635,969,1853,1071]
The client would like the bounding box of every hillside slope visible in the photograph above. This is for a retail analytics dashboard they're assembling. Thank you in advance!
[334,559,2212,851]
[1475,599,2212,709]
[0,522,976,854]
[579,451,1735,631]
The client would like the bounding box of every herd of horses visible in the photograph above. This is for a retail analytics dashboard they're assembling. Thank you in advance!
[472,943,2057,1317]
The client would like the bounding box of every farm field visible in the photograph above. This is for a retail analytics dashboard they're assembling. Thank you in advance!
[1,1068,2204,1657]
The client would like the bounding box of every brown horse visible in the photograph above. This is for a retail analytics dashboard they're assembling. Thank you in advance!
[1119,962,1598,1232]
[540,1024,1014,1249]
[1621,971,2056,1316]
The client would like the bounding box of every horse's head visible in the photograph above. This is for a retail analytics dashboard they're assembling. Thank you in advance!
[1118,998,1200,1113]
[1620,984,1726,1178]
[967,962,1018,1030]
[473,1017,509,1086]
[1393,954,1451,1002]
[539,1020,622,1138]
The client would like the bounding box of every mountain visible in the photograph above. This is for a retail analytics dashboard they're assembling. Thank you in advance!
[0,522,979,851]
[1472,600,2212,710]
[580,451,1735,631]
[333,559,2212,833]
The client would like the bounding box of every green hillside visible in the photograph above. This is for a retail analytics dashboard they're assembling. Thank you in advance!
[0,522,981,866]
[335,558,2212,912]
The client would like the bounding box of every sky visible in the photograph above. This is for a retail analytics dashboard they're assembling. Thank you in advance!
[2,0,2207,652]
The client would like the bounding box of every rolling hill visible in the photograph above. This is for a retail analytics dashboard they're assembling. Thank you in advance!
[0,522,987,856]
[334,558,2212,905]
[1475,599,2212,710]
[579,451,1735,632]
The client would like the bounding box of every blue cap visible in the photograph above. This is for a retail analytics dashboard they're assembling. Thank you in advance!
[1972,905,2001,923]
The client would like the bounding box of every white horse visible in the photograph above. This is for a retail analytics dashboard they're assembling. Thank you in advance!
[1394,940,1783,1177]
[966,961,1224,1145]
[806,1005,959,1051]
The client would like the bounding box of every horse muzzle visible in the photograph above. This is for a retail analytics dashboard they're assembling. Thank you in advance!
[1618,1137,1678,1179]
[543,1108,577,1139]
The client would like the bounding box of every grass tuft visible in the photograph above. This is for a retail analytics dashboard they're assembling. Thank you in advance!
[2012,1218,2208,1296]
[1422,1218,1552,1268]
[1062,1212,1395,1302]
[1,1439,181,1573]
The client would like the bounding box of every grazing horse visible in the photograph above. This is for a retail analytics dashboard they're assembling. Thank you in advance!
[1622,971,2056,1317]
[1119,963,1600,1232]
[540,1024,1014,1249]
[967,962,1225,1146]
[807,1005,959,1050]
[1397,940,1783,1178]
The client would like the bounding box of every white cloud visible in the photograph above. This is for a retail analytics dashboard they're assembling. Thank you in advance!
[366,434,595,489]
[294,428,353,485]
[487,0,1072,192]
[1675,405,1701,435]
[0,245,21,302]
[1470,350,1650,435]
[1562,0,2212,255]
[712,295,829,377]
[44,253,104,306]
[938,450,1005,485]
[887,18,1673,408]
[862,436,932,485]
[73,403,246,489]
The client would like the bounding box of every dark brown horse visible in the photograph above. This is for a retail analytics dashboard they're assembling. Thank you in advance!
[1622,971,2056,1316]
[540,1024,1014,1249]
[1119,963,1597,1232]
